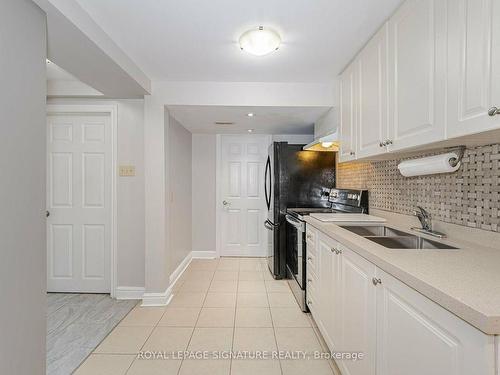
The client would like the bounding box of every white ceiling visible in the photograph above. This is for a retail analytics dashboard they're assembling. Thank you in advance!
[167,105,331,134]
[46,61,78,80]
[75,0,403,82]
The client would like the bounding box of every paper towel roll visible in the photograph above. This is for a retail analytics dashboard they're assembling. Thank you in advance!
[397,152,460,177]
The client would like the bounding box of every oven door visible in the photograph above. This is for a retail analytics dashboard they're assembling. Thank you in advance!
[285,214,306,288]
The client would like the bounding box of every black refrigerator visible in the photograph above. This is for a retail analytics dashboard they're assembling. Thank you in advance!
[264,142,336,279]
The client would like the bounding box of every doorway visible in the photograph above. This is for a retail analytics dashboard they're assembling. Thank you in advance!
[217,134,271,257]
[46,105,117,294]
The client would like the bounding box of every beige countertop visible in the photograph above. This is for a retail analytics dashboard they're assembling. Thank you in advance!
[304,214,500,335]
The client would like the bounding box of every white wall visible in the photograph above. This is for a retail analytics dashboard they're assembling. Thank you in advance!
[192,134,217,253]
[168,115,193,274]
[47,98,146,289]
[0,0,46,373]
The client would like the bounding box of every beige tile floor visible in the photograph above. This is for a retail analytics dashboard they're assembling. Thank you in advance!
[75,257,338,375]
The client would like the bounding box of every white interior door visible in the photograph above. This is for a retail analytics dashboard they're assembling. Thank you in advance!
[219,135,270,257]
[47,113,111,293]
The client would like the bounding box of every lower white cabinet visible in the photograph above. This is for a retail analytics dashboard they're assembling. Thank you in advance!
[316,232,340,350]
[338,244,377,375]
[307,224,495,375]
[376,268,495,375]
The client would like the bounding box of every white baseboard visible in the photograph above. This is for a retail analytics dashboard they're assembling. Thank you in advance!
[192,250,217,259]
[169,252,193,285]
[140,250,217,307]
[115,286,145,300]
[141,288,173,307]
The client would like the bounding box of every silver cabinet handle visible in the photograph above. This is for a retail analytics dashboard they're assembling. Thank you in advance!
[372,277,382,286]
[223,200,230,206]
[379,141,385,147]
[488,107,500,116]
[307,300,312,305]
[307,256,313,261]
[307,278,313,283]
[349,151,356,156]
[46,210,50,218]
[306,234,312,239]
[385,139,393,145]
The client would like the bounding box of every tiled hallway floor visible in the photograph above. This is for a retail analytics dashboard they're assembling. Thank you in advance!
[47,293,137,375]
[75,257,337,375]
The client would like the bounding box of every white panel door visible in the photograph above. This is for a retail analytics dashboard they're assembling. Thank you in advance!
[357,22,389,158]
[47,114,111,292]
[447,0,500,138]
[376,268,495,375]
[388,0,447,151]
[219,135,270,257]
[338,245,377,375]
[339,63,357,162]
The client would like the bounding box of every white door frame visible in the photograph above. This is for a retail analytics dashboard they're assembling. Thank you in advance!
[215,134,272,257]
[46,104,118,297]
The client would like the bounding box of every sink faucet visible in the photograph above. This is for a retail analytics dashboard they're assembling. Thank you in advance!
[411,206,446,238]
[414,206,432,231]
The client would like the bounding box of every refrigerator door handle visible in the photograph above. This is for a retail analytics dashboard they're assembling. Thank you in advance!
[264,156,271,210]
[264,220,274,231]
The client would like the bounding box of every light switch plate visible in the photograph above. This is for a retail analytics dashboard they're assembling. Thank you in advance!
[119,165,135,177]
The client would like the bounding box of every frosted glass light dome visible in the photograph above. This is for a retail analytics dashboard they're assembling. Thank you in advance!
[239,26,281,56]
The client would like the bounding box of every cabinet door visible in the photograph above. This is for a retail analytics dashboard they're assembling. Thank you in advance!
[339,63,357,162]
[376,269,495,375]
[357,23,389,159]
[447,0,500,138]
[388,0,447,151]
[316,233,341,351]
[338,245,377,375]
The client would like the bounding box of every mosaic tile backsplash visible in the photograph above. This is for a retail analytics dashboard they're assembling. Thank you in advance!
[337,144,500,232]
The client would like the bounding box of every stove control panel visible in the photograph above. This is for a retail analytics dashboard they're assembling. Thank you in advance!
[328,188,368,209]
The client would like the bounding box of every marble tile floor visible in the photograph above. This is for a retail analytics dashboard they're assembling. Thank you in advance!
[47,292,138,375]
[74,257,340,375]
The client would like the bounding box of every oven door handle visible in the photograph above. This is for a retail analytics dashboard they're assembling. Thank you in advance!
[285,214,305,232]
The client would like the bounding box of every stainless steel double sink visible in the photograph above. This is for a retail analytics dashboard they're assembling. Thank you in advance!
[340,225,459,250]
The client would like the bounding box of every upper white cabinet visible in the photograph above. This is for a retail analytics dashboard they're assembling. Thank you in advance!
[356,23,390,158]
[338,0,500,161]
[376,268,495,375]
[388,0,447,151]
[447,0,500,138]
[339,63,357,162]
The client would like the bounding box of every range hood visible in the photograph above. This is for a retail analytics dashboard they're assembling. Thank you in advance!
[303,131,339,152]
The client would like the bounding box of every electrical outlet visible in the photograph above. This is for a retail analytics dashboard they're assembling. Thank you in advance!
[119,165,135,177]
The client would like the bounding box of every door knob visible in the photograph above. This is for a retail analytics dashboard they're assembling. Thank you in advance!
[488,107,500,116]
[372,277,382,286]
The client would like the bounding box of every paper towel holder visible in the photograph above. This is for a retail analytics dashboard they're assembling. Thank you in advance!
[446,146,466,167]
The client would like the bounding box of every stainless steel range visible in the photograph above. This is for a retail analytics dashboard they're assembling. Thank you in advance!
[285,188,369,311]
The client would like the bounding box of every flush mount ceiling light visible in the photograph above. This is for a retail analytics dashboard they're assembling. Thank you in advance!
[239,26,281,56]
[247,129,254,133]
[247,113,255,117]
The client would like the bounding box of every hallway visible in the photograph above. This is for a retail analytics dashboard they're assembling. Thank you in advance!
[74,258,336,374]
